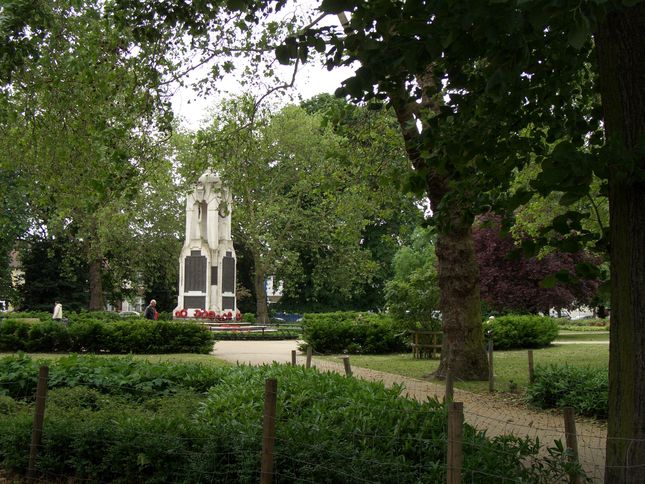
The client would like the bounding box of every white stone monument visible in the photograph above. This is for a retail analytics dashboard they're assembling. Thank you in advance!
[174,170,237,318]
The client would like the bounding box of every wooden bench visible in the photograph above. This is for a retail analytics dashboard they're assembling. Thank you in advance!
[410,330,442,359]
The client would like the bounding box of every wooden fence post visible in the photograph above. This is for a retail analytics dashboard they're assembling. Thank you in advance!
[27,366,49,483]
[447,401,464,484]
[306,346,312,369]
[445,367,454,405]
[341,356,352,377]
[260,378,278,484]
[563,407,581,484]
[528,350,535,385]
[487,340,494,393]
[291,350,297,366]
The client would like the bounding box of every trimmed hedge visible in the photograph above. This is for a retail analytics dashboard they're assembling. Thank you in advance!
[0,319,213,354]
[484,315,559,350]
[301,311,407,354]
[525,364,608,419]
[0,355,584,483]
[212,330,299,341]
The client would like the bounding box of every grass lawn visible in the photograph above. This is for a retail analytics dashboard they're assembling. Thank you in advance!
[321,343,608,394]
[554,331,609,342]
[0,352,232,367]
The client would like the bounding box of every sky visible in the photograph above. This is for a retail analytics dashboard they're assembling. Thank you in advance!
[170,62,354,130]
[169,3,355,131]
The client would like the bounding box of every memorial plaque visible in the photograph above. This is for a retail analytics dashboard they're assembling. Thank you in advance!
[222,255,235,293]
[184,254,207,292]
[184,296,206,309]
[211,266,218,285]
[222,296,235,310]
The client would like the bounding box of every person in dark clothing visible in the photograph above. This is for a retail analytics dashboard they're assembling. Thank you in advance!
[143,299,158,320]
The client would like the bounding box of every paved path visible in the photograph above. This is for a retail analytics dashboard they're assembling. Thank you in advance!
[212,340,606,482]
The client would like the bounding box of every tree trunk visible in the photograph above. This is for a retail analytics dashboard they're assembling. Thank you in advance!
[596,5,645,482]
[433,210,488,380]
[253,253,270,324]
[88,258,104,311]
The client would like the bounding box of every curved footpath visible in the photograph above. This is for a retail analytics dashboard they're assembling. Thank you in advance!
[212,340,606,482]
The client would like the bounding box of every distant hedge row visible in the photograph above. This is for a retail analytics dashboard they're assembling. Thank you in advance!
[212,330,299,341]
[484,315,559,350]
[0,319,213,354]
[301,312,407,354]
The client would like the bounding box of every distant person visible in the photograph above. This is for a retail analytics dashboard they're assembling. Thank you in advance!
[144,299,158,320]
[52,301,63,321]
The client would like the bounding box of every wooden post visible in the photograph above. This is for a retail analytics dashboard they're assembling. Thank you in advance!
[445,368,454,405]
[563,407,580,484]
[260,378,278,484]
[447,401,464,484]
[487,340,494,392]
[341,356,352,377]
[291,349,297,366]
[528,350,535,385]
[306,346,312,369]
[27,366,49,483]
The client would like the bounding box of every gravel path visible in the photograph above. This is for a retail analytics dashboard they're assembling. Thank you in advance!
[213,340,606,482]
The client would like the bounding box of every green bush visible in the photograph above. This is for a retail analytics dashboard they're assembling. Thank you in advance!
[0,355,584,483]
[0,319,213,354]
[212,330,299,340]
[525,364,608,419]
[241,313,256,323]
[484,315,559,350]
[301,312,408,354]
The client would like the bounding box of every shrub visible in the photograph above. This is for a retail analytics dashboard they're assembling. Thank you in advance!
[301,312,408,354]
[0,319,213,354]
[212,330,299,341]
[484,315,559,350]
[0,355,584,483]
[241,313,256,323]
[525,364,608,419]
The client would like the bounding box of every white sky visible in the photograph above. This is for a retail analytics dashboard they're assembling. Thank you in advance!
[170,62,355,130]
[170,2,355,131]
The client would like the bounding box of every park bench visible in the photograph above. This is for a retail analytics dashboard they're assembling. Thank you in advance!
[410,330,442,359]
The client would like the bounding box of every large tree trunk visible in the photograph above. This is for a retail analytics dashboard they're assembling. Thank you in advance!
[433,207,488,380]
[253,253,269,324]
[596,5,645,482]
[88,258,104,311]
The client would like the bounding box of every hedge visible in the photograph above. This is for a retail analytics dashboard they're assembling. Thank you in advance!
[301,311,407,354]
[0,355,583,483]
[212,330,299,341]
[0,319,213,354]
[483,315,559,350]
[525,364,608,419]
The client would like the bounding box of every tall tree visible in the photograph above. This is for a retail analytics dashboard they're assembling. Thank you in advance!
[180,96,417,321]
[1,0,175,310]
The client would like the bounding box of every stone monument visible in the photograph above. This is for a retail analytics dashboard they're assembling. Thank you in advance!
[174,170,237,318]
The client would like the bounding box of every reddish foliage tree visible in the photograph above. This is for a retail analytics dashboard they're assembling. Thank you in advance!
[473,217,600,314]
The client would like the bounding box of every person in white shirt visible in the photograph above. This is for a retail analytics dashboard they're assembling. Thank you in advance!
[52,301,63,321]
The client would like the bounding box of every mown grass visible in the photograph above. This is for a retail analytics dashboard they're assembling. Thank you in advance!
[321,343,608,394]
[554,332,609,342]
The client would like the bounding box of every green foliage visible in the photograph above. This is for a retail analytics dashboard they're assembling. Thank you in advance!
[0,355,584,482]
[301,312,407,354]
[484,315,559,350]
[241,312,256,323]
[384,227,441,329]
[526,364,608,419]
[212,330,299,341]
[0,319,213,354]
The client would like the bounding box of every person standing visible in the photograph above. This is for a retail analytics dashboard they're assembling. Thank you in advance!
[143,299,158,320]
[52,301,63,321]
